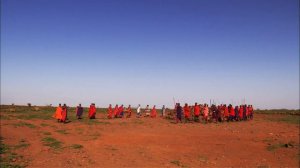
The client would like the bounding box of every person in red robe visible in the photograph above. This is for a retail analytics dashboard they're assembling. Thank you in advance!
[249,105,254,120]
[126,105,132,118]
[238,105,243,121]
[75,104,84,119]
[194,103,200,122]
[224,104,229,121]
[118,105,124,118]
[88,103,96,119]
[203,104,209,123]
[183,103,190,121]
[228,105,235,121]
[61,104,68,123]
[151,105,157,118]
[113,104,119,118]
[246,105,250,119]
[219,105,225,121]
[107,104,113,119]
[53,104,62,122]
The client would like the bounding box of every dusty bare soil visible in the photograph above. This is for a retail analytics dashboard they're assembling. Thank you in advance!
[1,109,299,168]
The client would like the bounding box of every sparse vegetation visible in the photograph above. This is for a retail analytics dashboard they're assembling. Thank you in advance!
[255,109,300,115]
[266,143,292,151]
[85,120,110,125]
[198,155,208,163]
[170,160,181,166]
[55,129,68,135]
[105,145,118,151]
[43,132,52,136]
[257,165,269,168]
[133,120,144,125]
[0,115,12,120]
[13,122,36,128]
[14,139,30,149]
[265,115,300,125]
[71,144,83,149]
[0,137,26,168]
[42,137,63,149]
[40,123,49,127]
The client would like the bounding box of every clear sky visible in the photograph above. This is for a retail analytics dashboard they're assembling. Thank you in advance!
[1,0,299,109]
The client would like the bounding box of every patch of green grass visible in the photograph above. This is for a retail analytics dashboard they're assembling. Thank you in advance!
[170,160,181,166]
[0,142,10,154]
[266,115,300,125]
[255,109,300,115]
[55,129,68,135]
[85,120,110,125]
[119,122,127,126]
[262,138,274,143]
[170,160,188,167]
[0,137,26,168]
[42,137,63,149]
[0,115,12,120]
[43,132,52,136]
[40,123,49,127]
[14,140,30,149]
[16,113,51,120]
[71,144,83,149]
[7,152,23,161]
[133,120,144,124]
[13,122,36,128]
[85,132,101,141]
[0,161,25,168]
[198,155,208,163]
[105,145,118,151]
[267,143,287,151]
[257,165,269,168]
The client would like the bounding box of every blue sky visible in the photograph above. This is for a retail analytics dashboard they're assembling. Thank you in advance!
[1,0,299,109]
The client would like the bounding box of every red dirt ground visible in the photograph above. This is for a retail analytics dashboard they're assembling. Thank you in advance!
[1,113,299,168]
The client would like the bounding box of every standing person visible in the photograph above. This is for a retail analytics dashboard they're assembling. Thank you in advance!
[136,104,141,117]
[218,105,224,122]
[194,103,200,122]
[61,104,68,123]
[126,105,132,118]
[107,104,113,119]
[118,105,124,118]
[161,105,166,117]
[53,104,62,122]
[113,104,119,118]
[238,105,244,121]
[151,105,157,118]
[176,103,183,123]
[88,103,96,119]
[211,104,218,123]
[250,105,254,120]
[183,103,190,121]
[224,104,229,121]
[203,104,209,123]
[234,106,239,121]
[243,104,247,120]
[75,104,84,119]
[144,105,150,117]
[246,105,250,119]
[228,105,235,121]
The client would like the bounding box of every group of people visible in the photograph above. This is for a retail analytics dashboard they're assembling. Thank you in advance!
[104,104,159,119]
[52,103,68,123]
[52,103,254,124]
[107,104,133,118]
[53,103,97,123]
[175,103,254,123]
